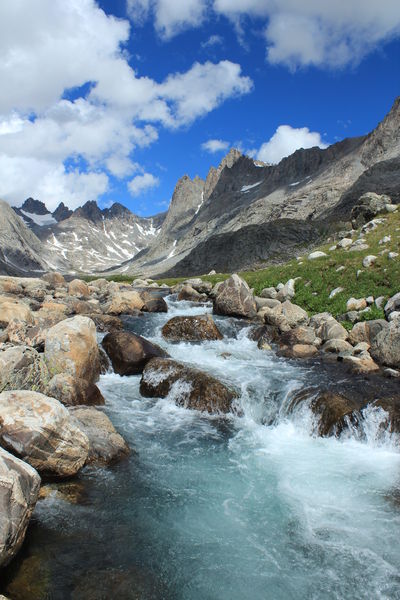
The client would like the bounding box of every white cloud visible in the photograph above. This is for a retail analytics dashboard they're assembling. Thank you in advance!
[130,0,400,69]
[128,0,208,39]
[201,34,223,49]
[128,173,160,197]
[0,0,252,208]
[202,139,229,153]
[257,125,328,164]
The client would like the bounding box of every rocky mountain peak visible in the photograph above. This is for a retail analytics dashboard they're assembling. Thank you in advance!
[204,148,243,201]
[361,96,400,166]
[52,202,73,222]
[220,148,242,170]
[73,200,103,222]
[20,197,49,215]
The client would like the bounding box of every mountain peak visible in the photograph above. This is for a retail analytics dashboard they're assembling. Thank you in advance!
[52,202,73,222]
[20,197,49,215]
[73,200,103,222]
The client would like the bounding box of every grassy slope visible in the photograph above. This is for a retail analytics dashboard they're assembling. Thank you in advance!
[97,211,400,325]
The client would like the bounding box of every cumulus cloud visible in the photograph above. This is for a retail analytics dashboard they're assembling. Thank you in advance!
[129,0,400,69]
[0,0,252,208]
[127,0,208,39]
[201,139,229,153]
[128,173,160,196]
[257,125,328,164]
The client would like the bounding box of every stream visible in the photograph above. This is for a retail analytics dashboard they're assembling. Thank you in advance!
[2,296,400,599]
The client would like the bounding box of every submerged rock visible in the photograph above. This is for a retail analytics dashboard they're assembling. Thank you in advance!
[161,314,223,342]
[0,447,40,568]
[69,407,130,465]
[102,331,168,376]
[213,274,257,318]
[140,357,238,414]
[291,389,359,437]
[0,390,89,477]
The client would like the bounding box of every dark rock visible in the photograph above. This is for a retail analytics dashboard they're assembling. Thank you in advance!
[102,331,168,376]
[177,284,208,303]
[161,314,223,342]
[140,357,238,414]
[140,292,168,313]
[290,389,359,437]
[46,374,105,406]
[86,313,123,333]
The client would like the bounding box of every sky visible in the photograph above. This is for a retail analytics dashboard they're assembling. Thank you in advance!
[0,1,399,216]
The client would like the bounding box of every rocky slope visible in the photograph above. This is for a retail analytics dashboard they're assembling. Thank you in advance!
[122,97,400,277]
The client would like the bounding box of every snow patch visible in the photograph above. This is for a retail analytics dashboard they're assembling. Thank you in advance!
[241,181,262,193]
[21,210,57,226]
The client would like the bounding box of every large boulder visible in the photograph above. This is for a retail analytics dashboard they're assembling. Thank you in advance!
[69,407,130,465]
[317,317,348,342]
[140,292,168,313]
[161,314,223,342]
[178,284,207,303]
[68,279,90,297]
[45,374,105,406]
[6,318,51,350]
[106,290,144,315]
[140,358,238,414]
[349,319,388,345]
[85,313,123,333]
[370,320,400,368]
[213,274,256,318]
[102,331,168,376]
[291,390,359,437]
[0,448,40,567]
[42,272,66,288]
[0,277,23,295]
[0,345,49,393]
[0,296,33,328]
[351,192,391,227]
[384,292,400,319]
[0,391,89,477]
[44,316,101,384]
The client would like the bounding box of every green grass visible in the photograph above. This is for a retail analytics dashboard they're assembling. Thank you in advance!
[156,210,400,320]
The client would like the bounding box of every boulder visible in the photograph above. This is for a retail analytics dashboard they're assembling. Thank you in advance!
[372,399,400,434]
[177,284,207,303]
[42,272,66,288]
[161,314,223,342]
[291,390,359,437]
[280,326,317,346]
[102,331,168,376]
[0,391,89,477]
[69,407,130,465]
[322,339,353,354]
[337,238,353,249]
[0,345,49,393]
[351,192,391,227]
[68,279,90,297]
[260,287,278,299]
[140,292,168,313]
[140,358,238,414]
[0,447,40,567]
[213,274,257,318]
[318,317,348,342]
[370,320,400,368]
[85,313,123,333]
[384,292,400,318]
[280,344,318,359]
[341,354,379,375]
[280,301,308,328]
[45,316,101,384]
[6,319,49,351]
[106,290,144,314]
[276,279,296,302]
[0,296,33,328]
[184,279,213,294]
[45,374,105,406]
[0,277,23,295]
[255,297,281,310]
[349,319,388,346]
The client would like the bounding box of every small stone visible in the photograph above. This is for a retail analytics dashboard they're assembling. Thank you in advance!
[388,252,399,260]
[337,238,353,249]
[336,266,345,272]
[385,204,397,213]
[375,296,385,309]
[362,255,377,268]
[308,251,327,260]
[356,270,363,278]
[329,287,344,299]
[346,297,367,311]
[365,296,374,305]
[379,235,391,245]
[383,368,400,378]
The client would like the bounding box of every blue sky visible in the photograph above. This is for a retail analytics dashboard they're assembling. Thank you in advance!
[0,0,399,216]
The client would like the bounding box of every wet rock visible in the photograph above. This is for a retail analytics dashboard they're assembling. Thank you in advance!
[3,554,50,600]
[292,390,359,437]
[45,374,105,406]
[71,567,165,600]
[85,313,123,333]
[140,292,168,313]
[0,345,49,393]
[45,316,101,384]
[213,274,257,319]
[341,354,379,374]
[177,284,208,303]
[161,314,223,342]
[68,279,90,297]
[102,331,168,376]
[140,357,238,414]
[0,447,40,568]
[0,296,33,328]
[370,320,400,368]
[106,290,144,314]
[0,390,89,477]
[69,406,130,465]
[322,339,353,354]
[371,399,400,434]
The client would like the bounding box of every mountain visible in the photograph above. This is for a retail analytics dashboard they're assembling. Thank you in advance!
[7,198,166,275]
[1,97,399,278]
[119,96,400,278]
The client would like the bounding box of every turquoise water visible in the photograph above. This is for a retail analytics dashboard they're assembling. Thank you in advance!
[3,297,400,599]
